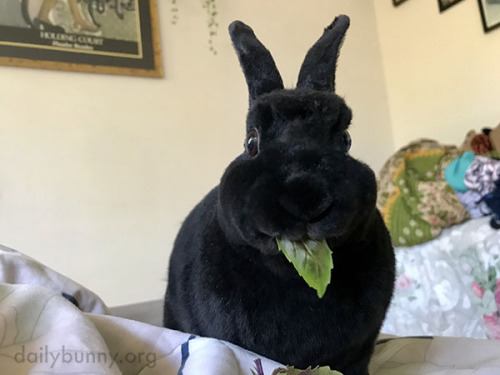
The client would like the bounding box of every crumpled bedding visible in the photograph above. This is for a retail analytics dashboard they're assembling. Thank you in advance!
[1,245,500,374]
[0,283,286,375]
[464,155,500,196]
[377,139,468,247]
[382,216,500,340]
[0,244,108,315]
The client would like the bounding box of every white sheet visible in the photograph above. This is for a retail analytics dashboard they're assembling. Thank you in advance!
[383,216,500,340]
[0,244,108,314]
[1,246,500,374]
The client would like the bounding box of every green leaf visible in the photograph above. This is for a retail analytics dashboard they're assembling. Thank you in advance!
[313,367,343,375]
[276,238,333,298]
[271,365,343,375]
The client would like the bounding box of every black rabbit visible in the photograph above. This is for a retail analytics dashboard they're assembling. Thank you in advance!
[164,15,395,375]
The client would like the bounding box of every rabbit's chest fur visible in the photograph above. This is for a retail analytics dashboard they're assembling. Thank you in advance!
[164,188,394,373]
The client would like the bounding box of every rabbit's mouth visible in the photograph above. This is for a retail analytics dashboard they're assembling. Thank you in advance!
[258,175,346,242]
[254,208,355,256]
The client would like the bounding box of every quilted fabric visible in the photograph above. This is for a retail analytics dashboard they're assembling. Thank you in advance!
[377,139,469,247]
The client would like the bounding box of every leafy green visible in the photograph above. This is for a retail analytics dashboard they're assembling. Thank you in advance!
[276,238,333,298]
[271,365,343,375]
[251,359,342,375]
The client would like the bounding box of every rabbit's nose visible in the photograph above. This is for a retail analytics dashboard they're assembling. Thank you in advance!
[278,176,333,221]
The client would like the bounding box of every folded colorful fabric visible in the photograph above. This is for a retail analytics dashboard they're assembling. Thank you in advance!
[455,190,491,218]
[445,151,475,192]
[464,156,500,196]
[377,139,468,247]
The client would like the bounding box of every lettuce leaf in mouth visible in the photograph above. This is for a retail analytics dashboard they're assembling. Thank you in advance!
[276,238,333,298]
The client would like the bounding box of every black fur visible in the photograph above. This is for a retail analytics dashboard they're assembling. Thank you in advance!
[164,15,395,375]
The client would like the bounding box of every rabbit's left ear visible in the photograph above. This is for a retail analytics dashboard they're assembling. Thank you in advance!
[229,21,284,106]
[296,15,350,93]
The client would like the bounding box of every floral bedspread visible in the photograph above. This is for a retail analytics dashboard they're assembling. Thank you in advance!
[382,216,500,340]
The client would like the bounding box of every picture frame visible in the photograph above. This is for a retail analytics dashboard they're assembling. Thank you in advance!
[393,0,408,6]
[438,0,465,12]
[0,0,163,77]
[478,0,500,32]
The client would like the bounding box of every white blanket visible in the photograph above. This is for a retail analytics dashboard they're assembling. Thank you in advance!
[383,216,500,340]
[1,245,500,374]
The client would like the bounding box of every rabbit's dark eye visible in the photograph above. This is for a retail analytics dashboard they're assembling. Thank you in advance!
[342,131,352,152]
[245,129,260,157]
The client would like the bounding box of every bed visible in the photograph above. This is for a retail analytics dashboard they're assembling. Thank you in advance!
[378,136,500,341]
[382,215,500,340]
[1,244,500,374]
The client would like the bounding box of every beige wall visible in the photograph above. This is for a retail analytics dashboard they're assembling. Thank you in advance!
[0,0,392,306]
[9,0,500,307]
[374,0,500,149]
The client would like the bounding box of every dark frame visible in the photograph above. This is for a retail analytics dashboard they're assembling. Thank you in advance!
[0,0,162,77]
[438,0,465,12]
[393,0,408,6]
[478,0,500,32]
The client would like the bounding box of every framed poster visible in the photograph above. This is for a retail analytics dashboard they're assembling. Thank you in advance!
[0,0,163,77]
[478,0,500,32]
[438,0,465,12]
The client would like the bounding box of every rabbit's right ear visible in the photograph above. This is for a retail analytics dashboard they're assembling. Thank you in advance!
[297,15,350,92]
[229,21,284,106]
